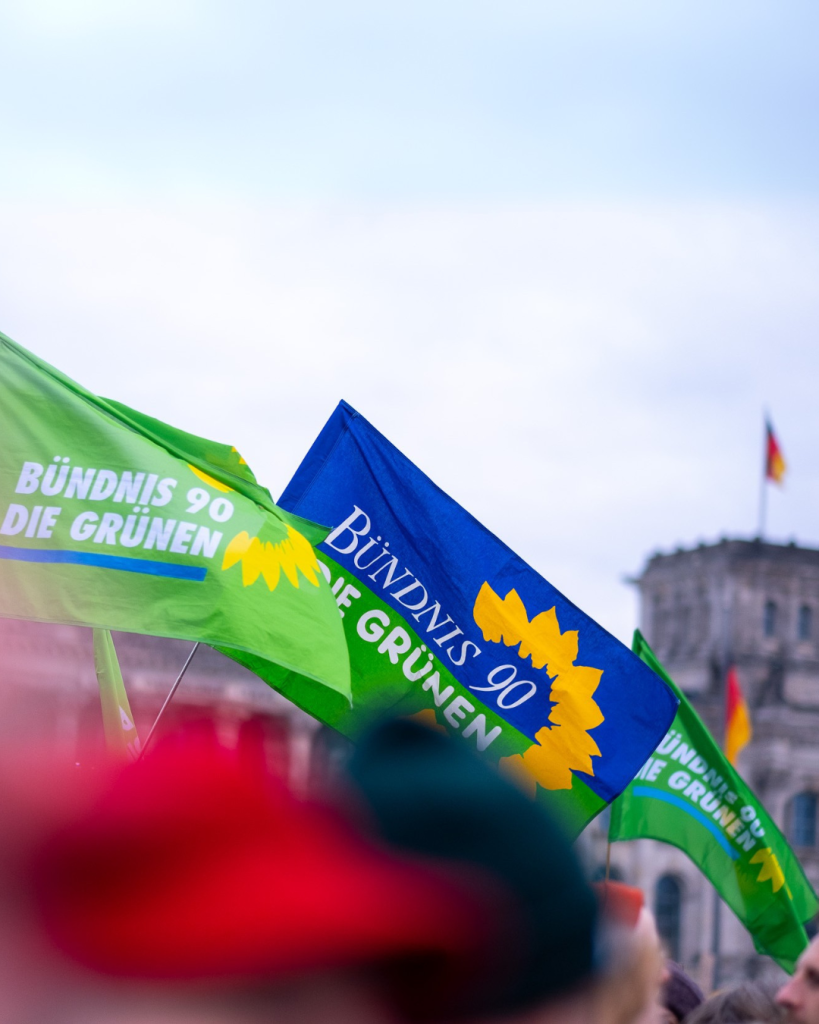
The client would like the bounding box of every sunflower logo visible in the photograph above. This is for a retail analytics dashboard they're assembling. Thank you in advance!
[472,583,604,794]
[750,848,789,895]
[221,525,322,590]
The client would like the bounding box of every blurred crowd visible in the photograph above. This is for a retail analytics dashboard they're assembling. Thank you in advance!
[0,716,816,1024]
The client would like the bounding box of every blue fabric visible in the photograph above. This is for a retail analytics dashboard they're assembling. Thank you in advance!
[0,545,207,581]
[281,401,677,803]
[632,787,740,860]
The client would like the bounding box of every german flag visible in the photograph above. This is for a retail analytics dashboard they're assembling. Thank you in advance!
[724,666,752,765]
[766,419,787,484]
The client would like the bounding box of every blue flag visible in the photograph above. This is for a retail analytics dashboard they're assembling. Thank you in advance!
[280,401,677,832]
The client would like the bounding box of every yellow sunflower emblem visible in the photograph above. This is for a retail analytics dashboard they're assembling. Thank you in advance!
[221,525,321,591]
[472,583,604,795]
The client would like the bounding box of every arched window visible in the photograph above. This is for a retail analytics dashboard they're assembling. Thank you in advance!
[764,600,777,638]
[790,793,817,847]
[654,875,682,961]
[799,605,813,642]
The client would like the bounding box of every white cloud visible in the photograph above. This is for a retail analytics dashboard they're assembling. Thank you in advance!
[2,198,817,642]
[4,0,199,36]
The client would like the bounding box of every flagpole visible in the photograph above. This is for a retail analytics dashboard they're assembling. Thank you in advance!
[758,419,768,539]
[138,642,200,760]
[758,476,767,540]
[711,888,722,990]
[712,572,734,990]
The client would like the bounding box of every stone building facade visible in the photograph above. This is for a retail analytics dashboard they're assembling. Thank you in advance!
[582,539,819,991]
[0,617,342,790]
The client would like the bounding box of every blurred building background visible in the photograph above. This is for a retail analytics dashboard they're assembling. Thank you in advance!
[0,618,348,791]
[582,538,819,990]
[2,535,818,989]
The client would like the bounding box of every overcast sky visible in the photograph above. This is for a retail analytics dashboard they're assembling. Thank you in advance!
[2,1,817,642]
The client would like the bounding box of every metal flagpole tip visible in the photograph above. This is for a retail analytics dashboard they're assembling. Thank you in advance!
[138,642,201,761]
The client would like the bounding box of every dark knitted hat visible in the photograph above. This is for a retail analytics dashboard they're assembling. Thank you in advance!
[346,719,599,1019]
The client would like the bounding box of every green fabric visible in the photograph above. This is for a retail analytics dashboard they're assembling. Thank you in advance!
[0,332,350,702]
[93,628,141,761]
[609,630,817,972]
[236,551,607,838]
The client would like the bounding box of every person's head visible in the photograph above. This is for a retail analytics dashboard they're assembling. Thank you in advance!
[346,718,600,1021]
[686,982,781,1024]
[778,936,819,1024]
[12,718,604,1024]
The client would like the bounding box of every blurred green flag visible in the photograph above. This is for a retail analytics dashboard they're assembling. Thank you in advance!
[93,628,141,762]
[609,630,817,972]
[0,331,350,703]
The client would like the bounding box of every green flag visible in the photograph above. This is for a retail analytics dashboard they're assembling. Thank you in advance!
[609,630,817,972]
[93,628,141,762]
[0,332,350,702]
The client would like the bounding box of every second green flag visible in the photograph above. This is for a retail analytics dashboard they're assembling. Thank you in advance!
[609,630,817,972]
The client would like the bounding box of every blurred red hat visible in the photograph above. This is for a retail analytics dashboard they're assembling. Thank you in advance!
[29,734,499,985]
[593,880,644,929]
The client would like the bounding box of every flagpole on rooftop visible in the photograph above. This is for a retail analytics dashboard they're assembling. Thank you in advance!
[138,642,200,760]
[758,414,768,539]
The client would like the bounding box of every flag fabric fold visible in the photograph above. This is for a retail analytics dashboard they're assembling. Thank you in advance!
[609,631,817,972]
[0,332,350,703]
[276,400,678,835]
